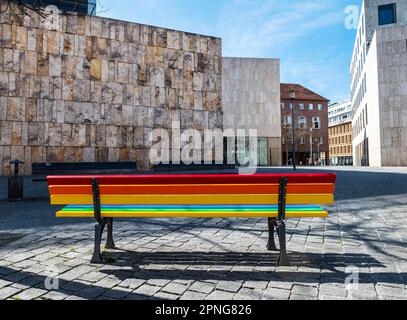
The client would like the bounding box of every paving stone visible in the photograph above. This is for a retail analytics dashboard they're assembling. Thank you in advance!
[376,285,407,300]
[290,294,318,300]
[154,292,180,300]
[119,278,146,290]
[77,272,107,283]
[319,283,347,298]
[216,281,242,293]
[180,291,208,300]
[59,265,96,281]
[242,280,268,290]
[13,288,47,300]
[65,295,87,301]
[262,287,291,300]
[318,294,347,300]
[78,286,107,299]
[292,284,318,297]
[0,279,12,288]
[41,291,70,301]
[205,290,236,300]
[134,284,161,296]
[233,288,263,300]
[60,280,90,293]
[93,276,122,289]
[189,281,216,294]
[101,287,132,300]
[0,286,22,300]
[161,282,189,295]
[147,279,172,287]
[3,271,31,282]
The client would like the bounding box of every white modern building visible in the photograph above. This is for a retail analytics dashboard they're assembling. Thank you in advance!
[328,101,353,166]
[329,101,353,127]
[350,0,407,166]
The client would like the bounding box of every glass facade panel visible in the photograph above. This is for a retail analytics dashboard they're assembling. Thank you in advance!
[20,0,97,15]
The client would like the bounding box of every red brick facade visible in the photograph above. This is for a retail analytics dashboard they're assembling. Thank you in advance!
[280,84,329,166]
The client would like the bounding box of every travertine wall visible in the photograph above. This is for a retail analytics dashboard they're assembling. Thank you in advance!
[376,25,407,166]
[364,0,407,44]
[0,3,222,175]
[222,57,282,166]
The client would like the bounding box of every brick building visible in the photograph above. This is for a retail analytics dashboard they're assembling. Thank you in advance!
[280,84,329,166]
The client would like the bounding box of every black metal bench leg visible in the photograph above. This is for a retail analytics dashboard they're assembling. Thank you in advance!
[277,221,290,267]
[267,218,278,251]
[105,218,116,249]
[91,221,106,264]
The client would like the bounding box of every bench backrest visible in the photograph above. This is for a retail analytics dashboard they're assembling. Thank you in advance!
[48,173,336,206]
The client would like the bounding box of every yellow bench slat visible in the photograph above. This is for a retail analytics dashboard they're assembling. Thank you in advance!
[51,194,334,206]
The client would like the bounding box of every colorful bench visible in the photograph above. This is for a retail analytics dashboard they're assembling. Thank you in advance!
[47,173,336,266]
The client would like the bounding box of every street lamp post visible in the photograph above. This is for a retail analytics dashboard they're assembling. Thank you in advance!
[310,128,313,166]
[290,90,296,171]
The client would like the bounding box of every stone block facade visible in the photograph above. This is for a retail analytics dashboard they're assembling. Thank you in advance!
[222,57,282,166]
[0,2,222,175]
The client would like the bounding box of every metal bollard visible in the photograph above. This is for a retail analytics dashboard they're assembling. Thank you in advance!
[8,159,25,202]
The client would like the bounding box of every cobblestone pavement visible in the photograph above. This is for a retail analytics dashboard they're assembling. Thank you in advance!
[0,168,406,300]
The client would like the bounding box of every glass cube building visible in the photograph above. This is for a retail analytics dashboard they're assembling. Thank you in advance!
[19,0,96,15]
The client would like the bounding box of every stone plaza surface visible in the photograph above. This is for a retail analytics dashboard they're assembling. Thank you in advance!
[0,167,407,300]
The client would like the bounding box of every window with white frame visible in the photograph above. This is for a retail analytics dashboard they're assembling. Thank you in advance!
[299,103,305,110]
[318,104,323,111]
[319,137,324,145]
[283,116,292,126]
[308,103,314,111]
[313,117,321,129]
[300,136,305,145]
[298,116,307,129]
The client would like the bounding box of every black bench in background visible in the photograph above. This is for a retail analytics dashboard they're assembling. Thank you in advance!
[153,163,236,172]
[32,162,138,182]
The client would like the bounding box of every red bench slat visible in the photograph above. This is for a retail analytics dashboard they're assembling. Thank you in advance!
[47,173,337,186]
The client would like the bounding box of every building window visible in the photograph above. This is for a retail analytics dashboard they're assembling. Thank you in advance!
[318,104,323,111]
[312,117,321,129]
[319,137,324,145]
[281,103,285,109]
[299,103,305,110]
[283,116,292,126]
[378,3,397,26]
[308,104,314,111]
[300,136,305,145]
[298,116,307,129]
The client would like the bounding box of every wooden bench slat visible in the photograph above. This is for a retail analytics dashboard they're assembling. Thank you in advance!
[56,205,329,218]
[47,173,337,186]
[50,194,334,205]
[48,183,335,195]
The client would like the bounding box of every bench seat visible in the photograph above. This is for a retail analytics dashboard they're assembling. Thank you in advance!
[47,173,337,266]
[57,204,329,218]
